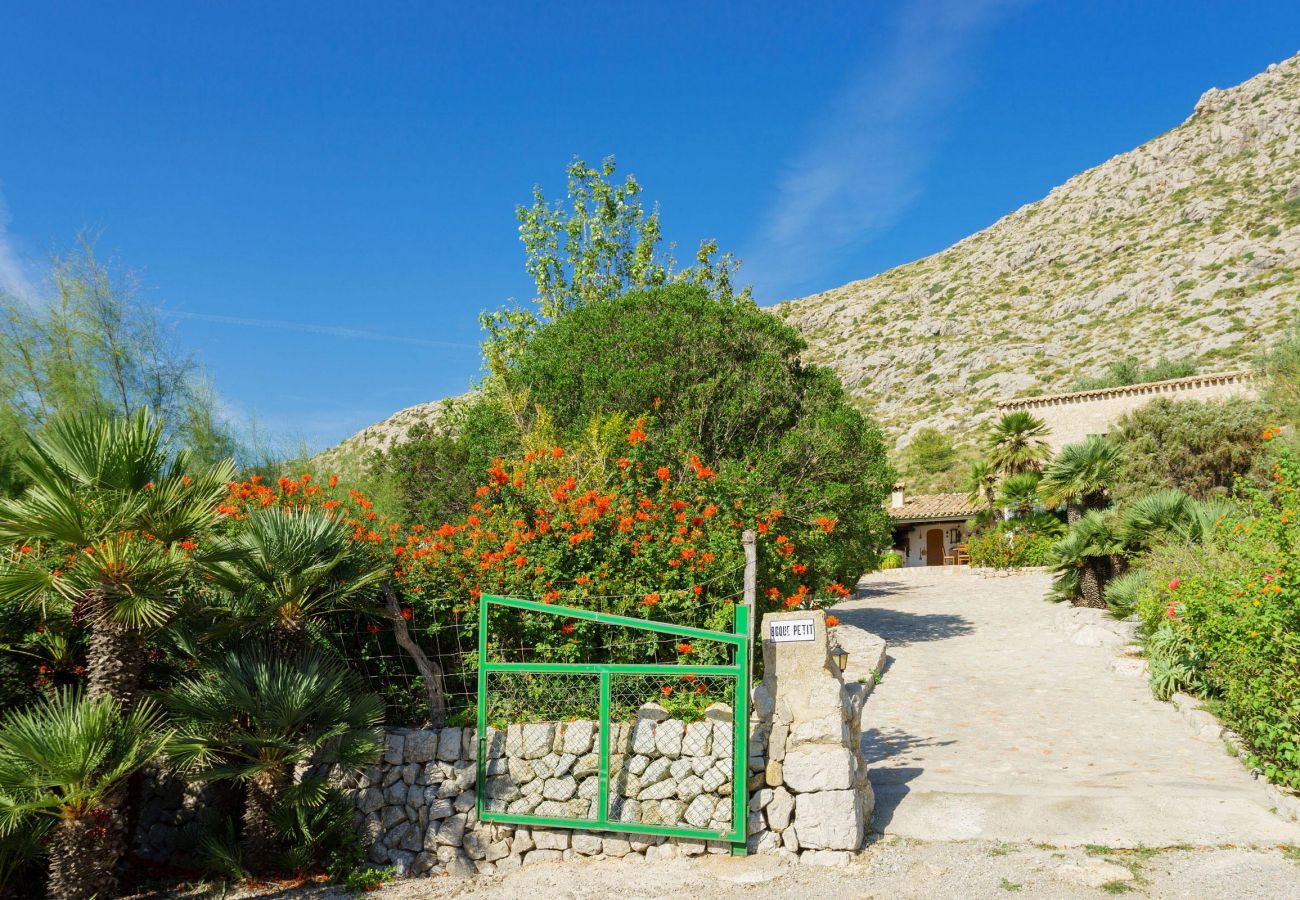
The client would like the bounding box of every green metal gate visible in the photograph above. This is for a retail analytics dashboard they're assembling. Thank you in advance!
[475,593,752,854]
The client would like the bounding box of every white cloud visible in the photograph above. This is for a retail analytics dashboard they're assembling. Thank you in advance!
[163,309,478,350]
[744,0,1028,301]
[0,185,38,303]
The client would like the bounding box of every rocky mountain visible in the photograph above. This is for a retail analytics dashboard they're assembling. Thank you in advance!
[311,397,457,479]
[779,52,1300,450]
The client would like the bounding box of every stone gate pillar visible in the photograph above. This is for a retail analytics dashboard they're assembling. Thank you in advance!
[749,608,873,863]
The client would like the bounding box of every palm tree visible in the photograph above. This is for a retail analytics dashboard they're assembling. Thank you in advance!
[0,689,171,900]
[998,472,1042,519]
[1040,435,1121,524]
[0,409,235,707]
[1047,510,1117,608]
[1115,488,1200,551]
[964,459,999,516]
[986,411,1052,477]
[205,505,387,646]
[165,646,383,874]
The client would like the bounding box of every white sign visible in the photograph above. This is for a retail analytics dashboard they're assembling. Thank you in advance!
[767,618,816,643]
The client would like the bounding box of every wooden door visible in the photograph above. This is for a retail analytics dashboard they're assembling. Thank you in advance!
[925,528,945,566]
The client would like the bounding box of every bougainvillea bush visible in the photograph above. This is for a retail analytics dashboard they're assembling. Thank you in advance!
[221,419,853,721]
[1135,433,1300,788]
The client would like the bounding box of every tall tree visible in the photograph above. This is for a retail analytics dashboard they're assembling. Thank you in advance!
[998,471,1042,519]
[482,156,749,377]
[1047,510,1117,609]
[0,238,239,473]
[964,459,1000,516]
[985,411,1052,477]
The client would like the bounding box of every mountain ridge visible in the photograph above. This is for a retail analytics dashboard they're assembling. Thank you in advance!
[778,51,1300,449]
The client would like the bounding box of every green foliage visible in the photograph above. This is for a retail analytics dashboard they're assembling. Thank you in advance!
[0,239,239,475]
[205,506,388,642]
[1133,443,1300,786]
[964,459,999,512]
[1070,356,1198,392]
[878,552,903,570]
[1102,569,1149,618]
[998,472,1042,518]
[0,409,235,631]
[1111,397,1270,500]
[385,285,892,579]
[1144,622,1211,701]
[1256,317,1300,427]
[904,427,958,475]
[1039,435,1120,513]
[344,865,398,893]
[985,411,1051,477]
[165,646,384,784]
[372,395,519,526]
[0,688,171,834]
[482,156,749,375]
[274,787,366,879]
[967,513,1063,569]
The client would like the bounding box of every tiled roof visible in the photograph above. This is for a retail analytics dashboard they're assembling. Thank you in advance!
[887,493,980,522]
[997,371,1251,410]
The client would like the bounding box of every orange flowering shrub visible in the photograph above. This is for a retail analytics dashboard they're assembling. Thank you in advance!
[218,421,854,712]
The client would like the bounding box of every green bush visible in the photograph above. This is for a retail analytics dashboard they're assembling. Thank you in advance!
[878,552,903,570]
[380,284,893,580]
[967,514,1063,568]
[1135,441,1300,787]
[1070,356,1197,392]
[1111,397,1270,500]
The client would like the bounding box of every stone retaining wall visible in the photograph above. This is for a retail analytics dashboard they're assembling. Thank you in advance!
[342,713,758,876]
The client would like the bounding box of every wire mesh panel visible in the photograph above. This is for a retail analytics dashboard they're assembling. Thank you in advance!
[476,594,750,852]
[480,671,602,823]
[607,673,737,835]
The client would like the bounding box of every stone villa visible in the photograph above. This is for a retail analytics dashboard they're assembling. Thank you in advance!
[886,484,979,567]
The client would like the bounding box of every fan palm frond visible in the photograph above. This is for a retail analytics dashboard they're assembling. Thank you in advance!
[1040,435,1120,511]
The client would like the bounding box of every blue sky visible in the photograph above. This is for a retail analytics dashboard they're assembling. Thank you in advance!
[1,1,1297,451]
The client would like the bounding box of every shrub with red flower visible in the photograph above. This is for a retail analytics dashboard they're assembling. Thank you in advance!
[216,421,843,680]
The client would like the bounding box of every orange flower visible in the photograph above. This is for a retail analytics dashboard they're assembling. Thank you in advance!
[400,608,413,620]
[19,546,31,554]
[367,623,382,634]
[791,562,808,575]
[328,474,339,488]
[825,614,840,627]
[628,419,648,445]
[678,642,692,654]
[560,623,575,634]
[661,685,673,696]
[552,446,564,459]
[655,466,671,481]
[642,593,660,606]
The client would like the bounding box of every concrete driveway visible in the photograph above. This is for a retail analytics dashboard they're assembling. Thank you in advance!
[835,566,1300,847]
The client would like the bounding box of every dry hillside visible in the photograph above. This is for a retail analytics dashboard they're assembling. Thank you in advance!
[779,52,1300,449]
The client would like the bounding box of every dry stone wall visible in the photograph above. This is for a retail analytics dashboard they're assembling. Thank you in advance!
[346,609,878,877]
[343,712,755,877]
